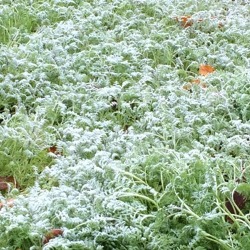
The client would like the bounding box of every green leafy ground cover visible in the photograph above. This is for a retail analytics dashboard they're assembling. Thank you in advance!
[0,0,250,249]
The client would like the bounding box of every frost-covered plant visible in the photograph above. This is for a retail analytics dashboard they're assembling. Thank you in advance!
[0,0,250,249]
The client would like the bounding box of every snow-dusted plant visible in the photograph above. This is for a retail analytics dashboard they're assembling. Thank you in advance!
[0,0,250,249]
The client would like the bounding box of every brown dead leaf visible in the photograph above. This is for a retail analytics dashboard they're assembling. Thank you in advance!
[0,176,18,191]
[225,191,247,223]
[43,229,64,244]
[0,198,15,209]
[48,145,62,155]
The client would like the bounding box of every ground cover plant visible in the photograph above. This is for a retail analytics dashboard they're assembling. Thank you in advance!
[0,0,250,249]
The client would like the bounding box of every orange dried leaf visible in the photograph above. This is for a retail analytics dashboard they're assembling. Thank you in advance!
[199,64,215,76]
[48,145,62,155]
[176,15,193,28]
[43,229,64,244]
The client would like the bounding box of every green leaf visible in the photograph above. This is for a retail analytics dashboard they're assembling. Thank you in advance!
[236,183,250,198]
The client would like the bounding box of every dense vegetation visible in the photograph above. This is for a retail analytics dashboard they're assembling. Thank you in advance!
[0,0,250,249]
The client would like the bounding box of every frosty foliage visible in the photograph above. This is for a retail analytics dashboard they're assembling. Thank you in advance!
[0,0,250,249]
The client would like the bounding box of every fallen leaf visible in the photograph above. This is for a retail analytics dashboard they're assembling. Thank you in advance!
[0,198,15,209]
[182,83,192,91]
[225,191,247,223]
[218,22,223,28]
[0,176,18,191]
[199,64,215,76]
[48,145,62,155]
[43,228,64,244]
[176,15,224,29]
[175,15,193,28]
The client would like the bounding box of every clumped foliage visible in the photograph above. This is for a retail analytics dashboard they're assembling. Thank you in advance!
[0,0,250,249]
